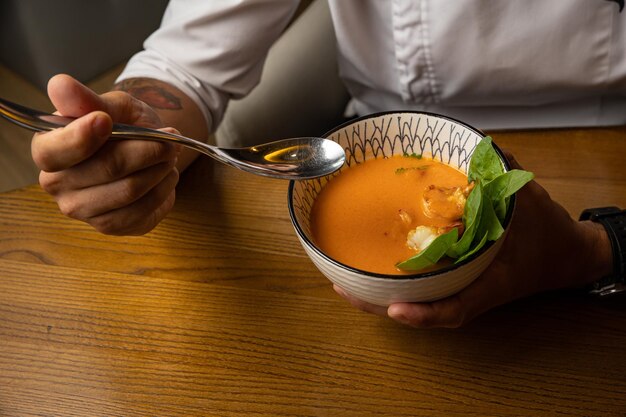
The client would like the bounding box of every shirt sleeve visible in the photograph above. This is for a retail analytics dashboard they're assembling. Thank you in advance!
[116,0,300,133]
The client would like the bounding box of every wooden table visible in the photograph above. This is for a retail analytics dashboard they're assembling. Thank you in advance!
[1,128,625,416]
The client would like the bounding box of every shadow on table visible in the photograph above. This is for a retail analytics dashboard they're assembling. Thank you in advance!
[381,289,626,380]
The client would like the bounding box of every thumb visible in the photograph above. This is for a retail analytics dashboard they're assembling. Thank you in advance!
[47,74,105,118]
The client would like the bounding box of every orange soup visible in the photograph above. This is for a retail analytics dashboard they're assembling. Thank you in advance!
[310,155,468,275]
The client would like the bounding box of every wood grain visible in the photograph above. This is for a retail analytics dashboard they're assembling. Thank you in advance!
[1,259,625,416]
[487,127,626,215]
[0,127,625,416]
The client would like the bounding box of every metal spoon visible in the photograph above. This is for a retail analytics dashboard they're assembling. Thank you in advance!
[0,96,345,180]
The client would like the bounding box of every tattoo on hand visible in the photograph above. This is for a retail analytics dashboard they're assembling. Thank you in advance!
[114,79,182,110]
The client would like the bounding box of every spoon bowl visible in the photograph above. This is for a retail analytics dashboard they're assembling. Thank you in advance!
[0,96,345,180]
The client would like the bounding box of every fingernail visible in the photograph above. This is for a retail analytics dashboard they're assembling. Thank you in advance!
[388,307,410,325]
[92,114,110,138]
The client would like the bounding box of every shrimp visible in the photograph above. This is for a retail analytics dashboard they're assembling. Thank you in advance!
[422,183,474,221]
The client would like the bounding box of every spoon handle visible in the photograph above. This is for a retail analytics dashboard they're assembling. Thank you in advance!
[0,96,216,153]
[0,96,271,175]
[109,123,219,157]
[0,95,240,172]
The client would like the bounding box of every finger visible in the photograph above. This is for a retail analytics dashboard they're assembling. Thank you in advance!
[48,74,158,126]
[387,296,466,329]
[333,285,388,316]
[88,169,179,236]
[47,74,106,117]
[31,111,112,172]
[387,261,513,329]
[55,159,177,220]
[39,140,179,193]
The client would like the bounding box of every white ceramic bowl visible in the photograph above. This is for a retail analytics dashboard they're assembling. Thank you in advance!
[288,111,514,306]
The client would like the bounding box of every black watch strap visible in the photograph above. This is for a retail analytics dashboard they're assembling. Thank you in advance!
[579,207,626,296]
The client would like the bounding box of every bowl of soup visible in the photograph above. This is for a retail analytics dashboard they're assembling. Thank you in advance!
[288,111,516,306]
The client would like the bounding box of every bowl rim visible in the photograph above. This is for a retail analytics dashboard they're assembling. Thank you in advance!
[287,110,515,281]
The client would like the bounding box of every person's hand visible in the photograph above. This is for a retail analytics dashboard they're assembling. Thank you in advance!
[333,152,613,328]
[31,74,180,235]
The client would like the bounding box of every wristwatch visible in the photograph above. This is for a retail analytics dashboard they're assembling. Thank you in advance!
[579,207,626,296]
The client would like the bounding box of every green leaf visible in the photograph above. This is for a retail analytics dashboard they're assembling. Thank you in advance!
[484,169,535,203]
[484,169,534,222]
[395,165,430,174]
[455,231,489,264]
[396,228,459,271]
[446,183,483,258]
[468,136,504,183]
[476,195,504,242]
[453,187,504,265]
[494,197,507,223]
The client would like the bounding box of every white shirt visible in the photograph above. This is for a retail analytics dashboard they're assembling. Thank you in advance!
[117,0,626,131]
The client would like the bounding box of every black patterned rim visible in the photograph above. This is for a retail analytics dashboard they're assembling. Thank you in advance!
[287,110,515,281]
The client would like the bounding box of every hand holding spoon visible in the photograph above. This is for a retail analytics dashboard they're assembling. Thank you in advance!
[0,96,345,180]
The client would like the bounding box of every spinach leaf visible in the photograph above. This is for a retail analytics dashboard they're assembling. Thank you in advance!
[476,194,505,242]
[446,183,483,258]
[484,170,535,204]
[484,169,534,222]
[396,228,459,271]
[455,231,489,264]
[494,197,508,224]
[467,136,504,183]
